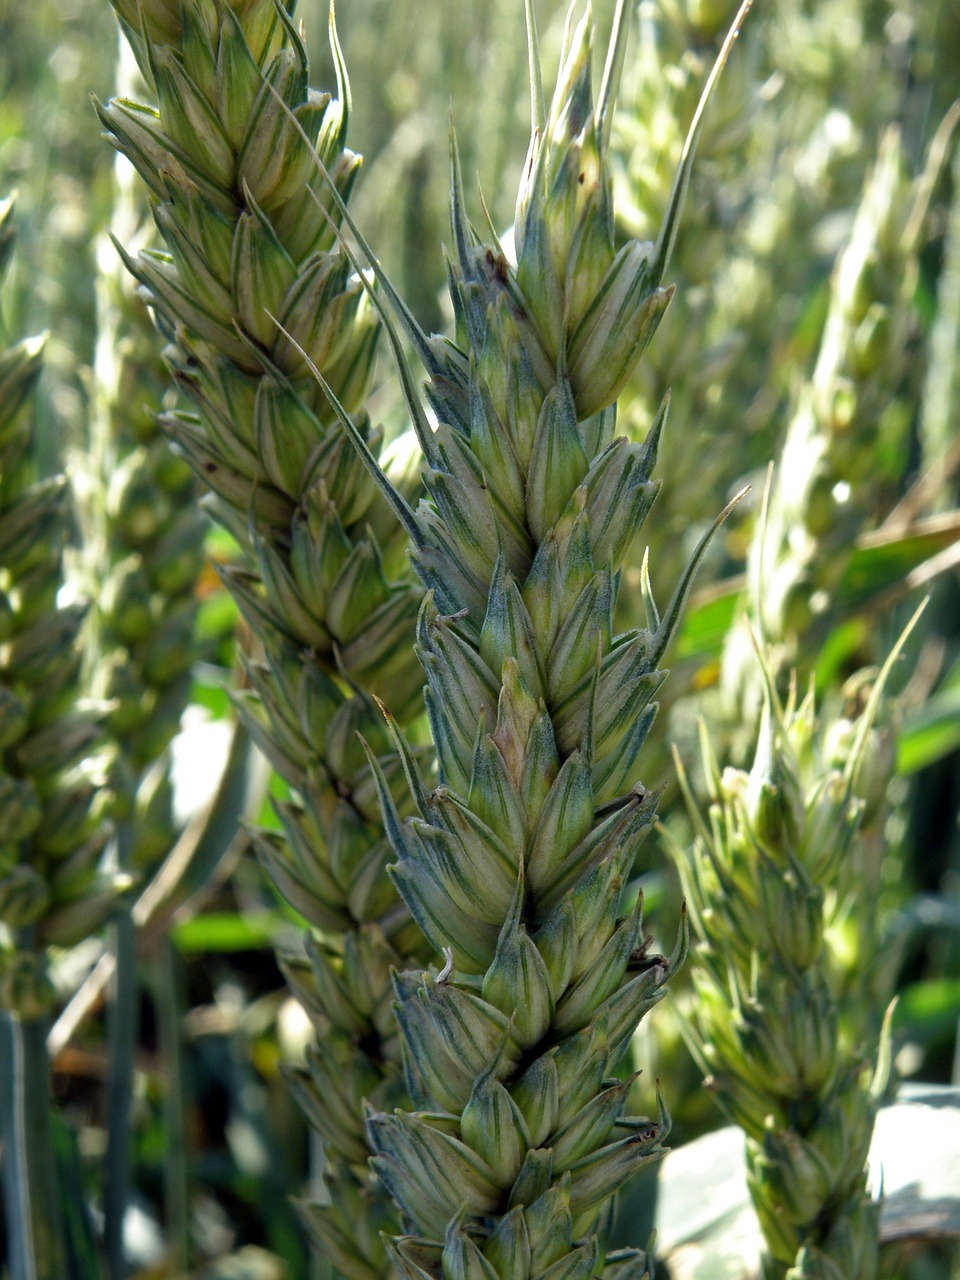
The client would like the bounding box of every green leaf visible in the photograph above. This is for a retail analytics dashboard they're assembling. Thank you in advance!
[189,672,234,721]
[171,910,287,953]
[674,578,741,664]
[196,588,241,642]
[897,685,960,773]
[893,979,960,1050]
[838,512,960,610]
[674,511,960,672]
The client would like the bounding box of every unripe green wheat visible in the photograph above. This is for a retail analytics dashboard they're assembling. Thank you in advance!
[97,4,431,1272]
[0,196,124,987]
[605,0,761,630]
[308,3,751,1272]
[609,0,928,635]
[918,120,960,512]
[735,129,920,666]
[613,0,757,382]
[83,63,208,870]
[0,191,125,1280]
[672,619,919,1280]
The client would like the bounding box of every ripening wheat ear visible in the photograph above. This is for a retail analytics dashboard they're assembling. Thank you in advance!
[728,124,942,686]
[608,0,763,614]
[297,2,753,1273]
[671,602,924,1279]
[0,193,129,989]
[0,192,128,1280]
[96,3,436,1273]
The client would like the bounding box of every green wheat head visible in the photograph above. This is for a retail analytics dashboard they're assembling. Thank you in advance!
[673,613,921,1280]
[96,3,433,1271]
[297,2,753,1273]
[0,196,129,1002]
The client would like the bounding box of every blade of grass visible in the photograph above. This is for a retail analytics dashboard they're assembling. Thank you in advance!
[0,1008,69,1280]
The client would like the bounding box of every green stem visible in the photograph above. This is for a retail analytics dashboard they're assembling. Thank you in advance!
[0,1007,68,1280]
[155,937,190,1275]
[103,900,138,1280]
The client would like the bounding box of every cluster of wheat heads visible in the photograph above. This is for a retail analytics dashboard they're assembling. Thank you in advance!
[1,0,953,1277]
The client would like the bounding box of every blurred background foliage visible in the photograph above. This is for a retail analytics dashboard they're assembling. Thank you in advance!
[0,0,958,1275]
